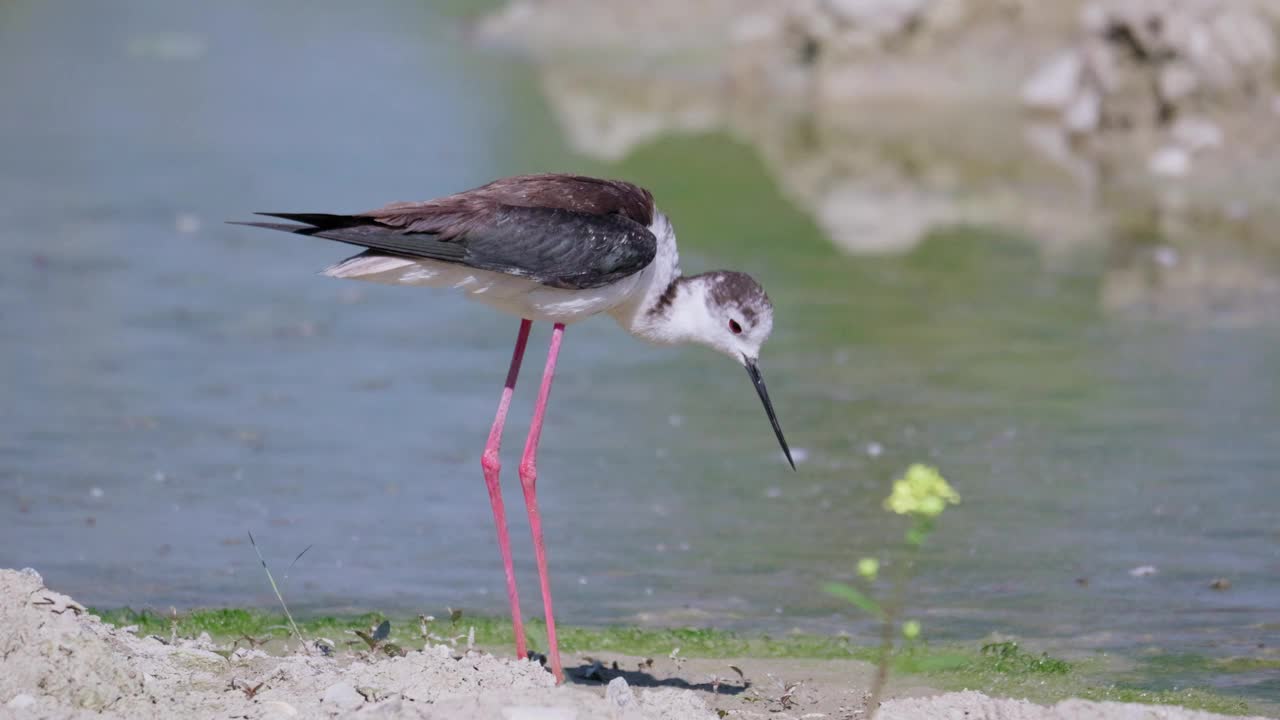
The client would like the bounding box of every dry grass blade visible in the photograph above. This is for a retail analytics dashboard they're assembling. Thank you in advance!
[247,531,307,651]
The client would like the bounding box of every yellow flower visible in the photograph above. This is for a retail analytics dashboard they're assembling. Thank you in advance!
[883,464,960,517]
[857,557,880,580]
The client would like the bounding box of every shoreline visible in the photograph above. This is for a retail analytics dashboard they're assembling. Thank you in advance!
[3,568,1273,719]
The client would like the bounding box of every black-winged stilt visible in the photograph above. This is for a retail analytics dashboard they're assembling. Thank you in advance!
[233,173,793,683]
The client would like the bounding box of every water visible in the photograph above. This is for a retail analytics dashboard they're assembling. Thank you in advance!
[2,0,1279,703]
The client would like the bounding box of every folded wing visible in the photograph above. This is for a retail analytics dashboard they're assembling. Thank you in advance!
[236,174,660,290]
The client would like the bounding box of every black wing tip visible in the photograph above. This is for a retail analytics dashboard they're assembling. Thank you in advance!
[227,219,332,237]
[229,212,374,235]
[257,212,373,229]
[253,212,314,221]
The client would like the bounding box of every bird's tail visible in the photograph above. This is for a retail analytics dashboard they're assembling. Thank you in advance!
[226,212,370,236]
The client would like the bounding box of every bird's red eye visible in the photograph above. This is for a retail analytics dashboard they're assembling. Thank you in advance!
[729,319,742,334]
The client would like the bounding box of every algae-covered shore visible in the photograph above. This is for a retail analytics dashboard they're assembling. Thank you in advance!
[4,569,1273,720]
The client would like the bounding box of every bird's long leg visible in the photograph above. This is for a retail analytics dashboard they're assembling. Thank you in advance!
[518,322,565,684]
[481,318,533,660]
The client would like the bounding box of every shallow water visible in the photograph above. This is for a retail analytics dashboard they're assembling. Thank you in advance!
[2,0,1279,704]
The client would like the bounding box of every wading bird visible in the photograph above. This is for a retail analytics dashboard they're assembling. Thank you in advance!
[234,174,793,683]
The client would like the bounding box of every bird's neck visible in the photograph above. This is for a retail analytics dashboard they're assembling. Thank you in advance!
[611,269,727,348]
[608,212,691,344]
[623,276,699,345]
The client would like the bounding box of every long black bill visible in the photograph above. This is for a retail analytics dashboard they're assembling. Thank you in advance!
[745,357,795,470]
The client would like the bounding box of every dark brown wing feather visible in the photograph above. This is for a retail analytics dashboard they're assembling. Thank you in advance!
[235,174,660,290]
[360,173,655,235]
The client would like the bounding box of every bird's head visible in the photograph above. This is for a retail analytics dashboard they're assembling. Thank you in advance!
[681,271,774,360]
[675,271,794,469]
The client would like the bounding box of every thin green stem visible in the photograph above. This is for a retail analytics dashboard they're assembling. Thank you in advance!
[248,531,307,652]
[866,522,926,719]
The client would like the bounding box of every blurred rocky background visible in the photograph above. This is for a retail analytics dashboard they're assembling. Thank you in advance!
[474,0,1280,324]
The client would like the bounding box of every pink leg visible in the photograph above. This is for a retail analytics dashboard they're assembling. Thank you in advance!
[481,319,533,660]
[518,322,566,683]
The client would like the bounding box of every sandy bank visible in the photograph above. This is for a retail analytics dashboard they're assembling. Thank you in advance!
[1,569,1271,720]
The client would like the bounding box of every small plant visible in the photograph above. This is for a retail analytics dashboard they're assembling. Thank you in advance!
[824,463,960,718]
[353,619,407,657]
[980,641,1071,675]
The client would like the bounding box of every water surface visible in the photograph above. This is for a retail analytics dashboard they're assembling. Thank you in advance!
[1,0,1278,704]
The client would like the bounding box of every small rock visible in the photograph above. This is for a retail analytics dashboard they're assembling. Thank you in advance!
[1171,117,1223,152]
[1063,87,1101,134]
[1083,40,1120,92]
[1129,565,1158,577]
[1079,2,1108,34]
[1153,247,1179,268]
[825,0,930,31]
[499,707,576,720]
[1159,63,1199,103]
[865,442,884,457]
[260,700,298,718]
[1022,51,1084,111]
[1212,9,1275,73]
[1148,147,1190,177]
[607,676,637,708]
[1209,578,1232,591]
[321,682,364,711]
[6,694,36,709]
[1225,200,1250,221]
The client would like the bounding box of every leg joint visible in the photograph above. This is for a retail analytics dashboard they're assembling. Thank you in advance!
[481,450,502,475]
[517,459,537,484]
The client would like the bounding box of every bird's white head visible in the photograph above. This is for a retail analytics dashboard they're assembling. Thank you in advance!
[642,270,794,469]
[675,271,775,363]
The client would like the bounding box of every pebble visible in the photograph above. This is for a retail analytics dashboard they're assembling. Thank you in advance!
[1153,247,1180,268]
[1063,87,1101,133]
[500,707,577,720]
[1022,51,1083,111]
[1129,565,1159,577]
[321,682,364,711]
[260,701,298,718]
[607,676,636,708]
[1148,146,1191,177]
[1159,63,1199,103]
[6,694,36,709]
[1171,117,1223,152]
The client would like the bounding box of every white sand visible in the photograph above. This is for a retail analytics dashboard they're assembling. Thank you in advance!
[1,569,1271,720]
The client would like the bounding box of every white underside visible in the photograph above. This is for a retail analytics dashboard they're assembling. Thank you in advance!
[322,253,648,324]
